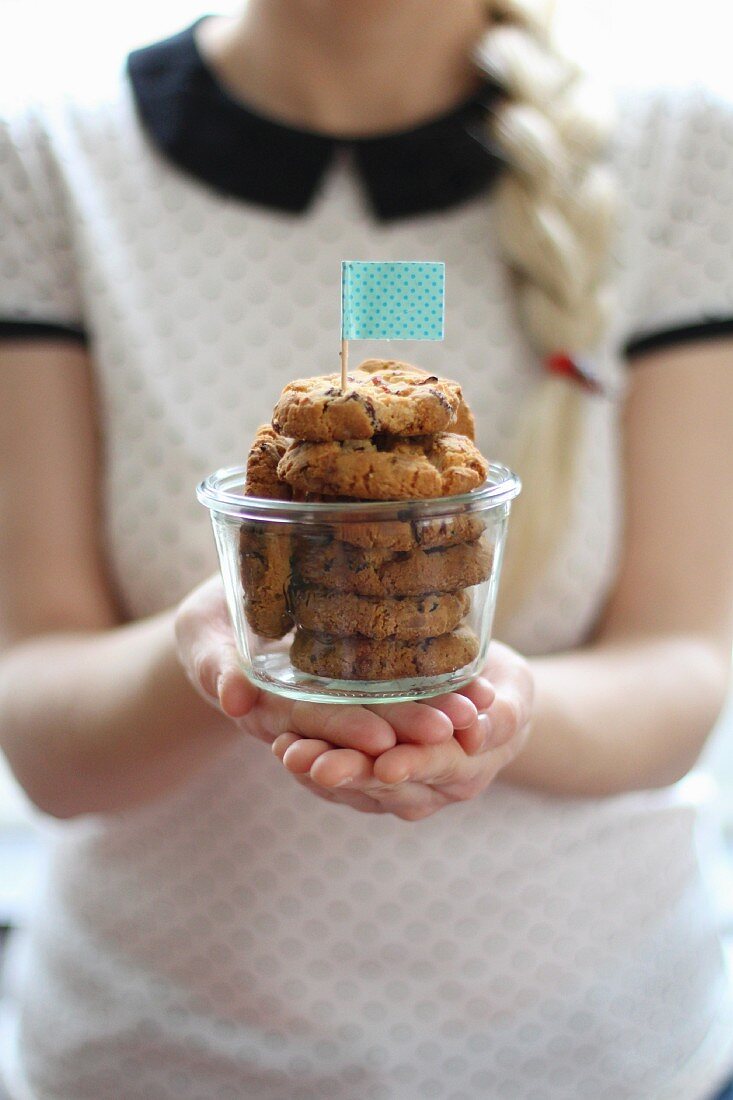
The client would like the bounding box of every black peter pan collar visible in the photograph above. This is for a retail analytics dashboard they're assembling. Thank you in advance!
[127,21,506,221]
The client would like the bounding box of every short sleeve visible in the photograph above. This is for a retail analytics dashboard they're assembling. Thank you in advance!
[0,108,86,341]
[613,84,733,359]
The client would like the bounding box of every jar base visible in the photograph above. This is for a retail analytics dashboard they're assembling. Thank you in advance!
[244,650,482,704]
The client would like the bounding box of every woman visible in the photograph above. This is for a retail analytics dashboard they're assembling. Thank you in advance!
[1,1,732,1096]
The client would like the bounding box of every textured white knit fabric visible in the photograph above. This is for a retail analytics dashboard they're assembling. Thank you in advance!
[1,56,733,1099]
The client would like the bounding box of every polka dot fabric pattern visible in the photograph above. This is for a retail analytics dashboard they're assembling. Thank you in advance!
[611,84,733,350]
[1,70,733,1100]
[0,109,83,327]
[341,261,445,341]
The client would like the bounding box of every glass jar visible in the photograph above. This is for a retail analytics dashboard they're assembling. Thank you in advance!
[197,465,521,704]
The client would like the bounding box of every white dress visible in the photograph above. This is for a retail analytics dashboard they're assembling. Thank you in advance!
[1,23,733,1100]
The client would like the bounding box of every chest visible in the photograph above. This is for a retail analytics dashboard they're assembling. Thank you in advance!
[68,137,623,654]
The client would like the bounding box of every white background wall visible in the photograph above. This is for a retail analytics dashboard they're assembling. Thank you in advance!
[0,0,731,825]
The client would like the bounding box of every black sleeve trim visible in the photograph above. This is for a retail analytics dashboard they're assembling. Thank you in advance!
[0,319,88,344]
[624,317,733,359]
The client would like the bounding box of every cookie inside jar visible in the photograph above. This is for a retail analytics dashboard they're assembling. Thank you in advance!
[240,359,494,683]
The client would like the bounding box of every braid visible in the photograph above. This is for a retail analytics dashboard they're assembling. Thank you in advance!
[474,0,617,627]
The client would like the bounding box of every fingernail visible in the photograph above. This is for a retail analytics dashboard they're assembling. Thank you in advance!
[389,770,410,785]
[335,777,354,787]
[478,714,493,752]
[215,673,225,701]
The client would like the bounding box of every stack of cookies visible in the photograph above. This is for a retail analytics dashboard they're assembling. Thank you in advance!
[240,360,493,681]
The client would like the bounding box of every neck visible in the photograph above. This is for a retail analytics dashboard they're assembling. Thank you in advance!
[198,1,488,135]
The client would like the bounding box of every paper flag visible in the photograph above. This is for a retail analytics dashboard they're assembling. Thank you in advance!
[341,261,445,341]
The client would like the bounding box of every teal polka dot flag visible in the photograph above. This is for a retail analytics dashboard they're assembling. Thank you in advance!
[341,261,445,341]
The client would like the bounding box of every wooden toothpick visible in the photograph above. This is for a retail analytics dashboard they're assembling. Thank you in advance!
[340,337,349,392]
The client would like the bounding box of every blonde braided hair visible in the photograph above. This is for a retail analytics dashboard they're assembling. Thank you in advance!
[473,0,617,627]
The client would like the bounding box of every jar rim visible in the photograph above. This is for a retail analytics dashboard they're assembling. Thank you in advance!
[197,463,521,522]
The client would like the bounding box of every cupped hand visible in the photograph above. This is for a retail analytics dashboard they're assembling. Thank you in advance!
[174,576,483,777]
[272,641,534,820]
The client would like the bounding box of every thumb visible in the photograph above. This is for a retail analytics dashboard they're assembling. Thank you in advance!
[175,576,260,719]
[193,636,258,719]
[216,647,259,718]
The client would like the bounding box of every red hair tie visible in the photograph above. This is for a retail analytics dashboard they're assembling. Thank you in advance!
[545,352,604,395]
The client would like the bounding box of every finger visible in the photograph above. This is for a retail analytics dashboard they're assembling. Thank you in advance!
[188,635,235,699]
[217,660,259,718]
[367,702,454,744]
[288,701,396,754]
[282,739,332,775]
[422,692,479,731]
[454,713,492,757]
[186,627,255,715]
[293,774,385,815]
[389,787,452,821]
[486,691,531,750]
[308,760,447,821]
[372,740,466,786]
[271,733,300,761]
[309,749,375,789]
[368,781,453,821]
[456,676,495,712]
[293,747,456,821]
[175,577,256,716]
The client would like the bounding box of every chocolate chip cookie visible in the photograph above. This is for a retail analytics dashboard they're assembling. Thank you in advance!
[334,511,486,552]
[278,432,489,501]
[450,396,476,441]
[289,493,485,552]
[272,359,462,442]
[291,625,480,680]
[290,588,470,641]
[240,425,294,637]
[245,423,292,500]
[294,535,493,597]
[239,524,293,639]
